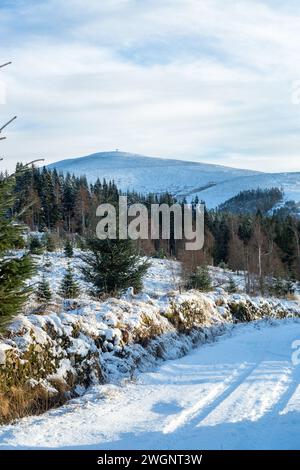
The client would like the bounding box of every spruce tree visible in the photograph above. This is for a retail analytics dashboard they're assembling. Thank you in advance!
[0,170,35,327]
[45,233,56,252]
[187,265,212,291]
[59,264,80,298]
[36,274,52,302]
[81,238,150,296]
[227,276,237,293]
[64,239,74,258]
[272,277,295,298]
[44,254,52,269]
[29,235,44,255]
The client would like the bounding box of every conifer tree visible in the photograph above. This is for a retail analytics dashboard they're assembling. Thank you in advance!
[81,238,150,296]
[64,239,74,258]
[271,277,295,298]
[227,275,237,293]
[0,62,36,327]
[59,264,80,298]
[36,274,52,302]
[29,235,44,255]
[0,169,35,327]
[187,265,212,291]
[44,253,52,269]
[45,233,56,252]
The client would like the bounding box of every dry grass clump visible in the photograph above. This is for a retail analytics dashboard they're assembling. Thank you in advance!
[133,314,166,346]
[165,299,208,332]
[0,379,69,424]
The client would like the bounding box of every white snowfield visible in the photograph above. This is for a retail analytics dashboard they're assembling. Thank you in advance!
[0,319,299,450]
[48,151,300,208]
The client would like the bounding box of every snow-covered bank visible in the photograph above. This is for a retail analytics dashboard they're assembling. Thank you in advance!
[0,254,300,425]
[0,319,299,450]
[0,256,226,424]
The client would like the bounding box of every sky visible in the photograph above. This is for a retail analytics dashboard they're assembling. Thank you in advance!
[1,0,300,172]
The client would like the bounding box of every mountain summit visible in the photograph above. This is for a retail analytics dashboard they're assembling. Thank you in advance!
[48,151,300,208]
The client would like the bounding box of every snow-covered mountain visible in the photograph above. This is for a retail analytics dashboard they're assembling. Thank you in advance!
[48,151,300,208]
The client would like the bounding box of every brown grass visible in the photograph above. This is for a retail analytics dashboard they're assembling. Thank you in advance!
[0,381,69,425]
[133,314,165,346]
[286,293,299,302]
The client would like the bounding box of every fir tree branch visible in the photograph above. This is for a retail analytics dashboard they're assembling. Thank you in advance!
[0,116,17,133]
[0,62,12,69]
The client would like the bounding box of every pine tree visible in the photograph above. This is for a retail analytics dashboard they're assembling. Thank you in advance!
[272,277,295,298]
[81,238,150,296]
[227,276,237,293]
[64,239,74,258]
[0,170,35,327]
[187,265,212,291]
[29,235,44,255]
[44,254,52,269]
[153,247,167,259]
[285,279,295,296]
[59,264,80,298]
[212,215,230,265]
[36,275,52,302]
[45,233,56,252]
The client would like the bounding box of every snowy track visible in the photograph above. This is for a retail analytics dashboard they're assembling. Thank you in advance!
[0,320,300,450]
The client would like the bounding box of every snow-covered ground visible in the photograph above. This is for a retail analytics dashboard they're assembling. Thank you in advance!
[27,250,300,302]
[48,151,259,204]
[28,251,183,301]
[1,252,300,449]
[0,319,299,450]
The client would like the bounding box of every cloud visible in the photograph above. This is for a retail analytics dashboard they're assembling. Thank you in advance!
[1,0,300,173]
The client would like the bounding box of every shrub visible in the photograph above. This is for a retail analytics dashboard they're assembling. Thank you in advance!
[165,299,207,331]
[228,300,260,322]
[133,314,165,346]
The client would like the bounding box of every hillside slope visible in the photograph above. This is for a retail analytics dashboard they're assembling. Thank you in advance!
[200,172,300,208]
[48,151,300,208]
[48,151,259,203]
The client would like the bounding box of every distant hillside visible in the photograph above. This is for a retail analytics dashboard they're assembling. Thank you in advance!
[48,151,300,208]
[218,188,284,215]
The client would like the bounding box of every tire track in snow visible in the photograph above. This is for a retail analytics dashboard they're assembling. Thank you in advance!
[261,357,300,448]
[197,361,291,426]
[163,361,257,434]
